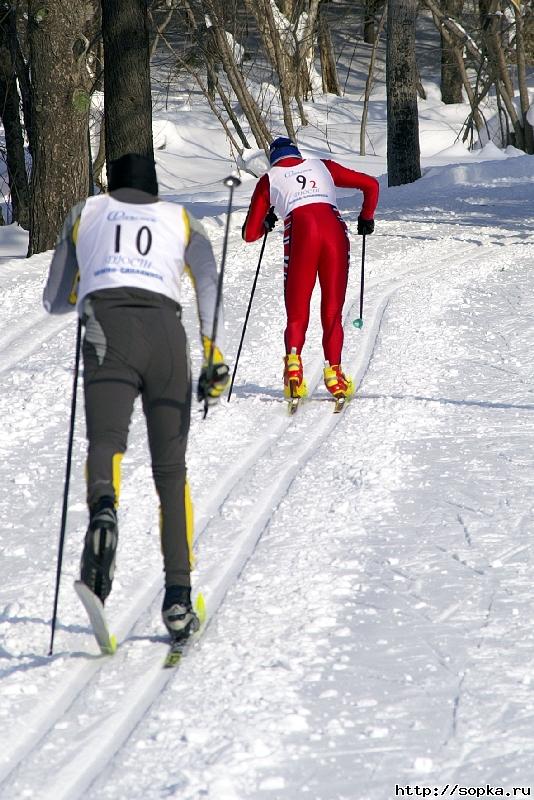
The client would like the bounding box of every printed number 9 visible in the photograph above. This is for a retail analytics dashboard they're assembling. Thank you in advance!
[296,175,306,189]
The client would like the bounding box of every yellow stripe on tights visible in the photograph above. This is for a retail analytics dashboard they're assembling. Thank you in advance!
[185,480,195,569]
[112,453,123,507]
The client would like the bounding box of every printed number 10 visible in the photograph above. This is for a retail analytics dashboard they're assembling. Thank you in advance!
[114,224,153,256]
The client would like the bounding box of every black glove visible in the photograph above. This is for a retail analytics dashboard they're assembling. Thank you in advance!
[357,216,375,236]
[264,208,278,232]
[197,362,230,404]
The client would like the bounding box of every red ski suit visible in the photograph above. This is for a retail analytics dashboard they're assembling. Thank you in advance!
[242,157,379,364]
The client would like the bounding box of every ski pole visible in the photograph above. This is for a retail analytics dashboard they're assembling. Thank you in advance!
[203,173,241,419]
[48,317,82,656]
[353,233,366,329]
[227,229,268,402]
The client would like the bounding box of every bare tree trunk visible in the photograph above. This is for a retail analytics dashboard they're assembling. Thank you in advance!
[180,0,198,31]
[7,5,32,150]
[494,76,524,148]
[440,0,464,103]
[294,0,321,100]
[242,0,299,135]
[0,7,29,228]
[363,0,383,44]
[360,3,386,155]
[263,0,297,137]
[480,0,524,149]
[206,65,251,149]
[456,53,487,139]
[513,2,534,154]
[150,5,176,58]
[386,0,421,186]
[318,3,340,95]
[193,22,251,149]
[424,0,486,136]
[92,114,107,190]
[479,0,514,96]
[244,0,309,127]
[415,61,426,100]
[101,0,154,162]
[424,0,483,63]
[242,0,279,70]
[279,0,297,17]
[202,25,219,101]
[212,23,271,148]
[204,0,271,149]
[27,1,92,254]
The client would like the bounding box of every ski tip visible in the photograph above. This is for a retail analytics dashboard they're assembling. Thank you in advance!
[106,634,118,655]
[195,592,207,626]
[287,398,299,415]
[99,634,117,656]
[163,649,183,669]
[333,396,349,413]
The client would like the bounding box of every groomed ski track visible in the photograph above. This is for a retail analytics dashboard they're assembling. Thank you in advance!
[1,191,534,797]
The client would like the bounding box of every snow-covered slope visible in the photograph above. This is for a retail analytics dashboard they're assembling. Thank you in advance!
[1,11,534,793]
[1,149,533,797]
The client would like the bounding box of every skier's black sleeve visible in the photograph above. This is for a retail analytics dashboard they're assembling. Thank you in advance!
[43,200,86,314]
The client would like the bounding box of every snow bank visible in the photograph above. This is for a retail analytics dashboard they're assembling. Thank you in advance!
[422,153,534,188]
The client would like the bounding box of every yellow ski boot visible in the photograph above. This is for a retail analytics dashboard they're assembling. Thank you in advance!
[323,362,354,412]
[283,348,307,412]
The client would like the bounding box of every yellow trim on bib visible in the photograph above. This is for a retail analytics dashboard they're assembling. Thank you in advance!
[182,207,191,247]
[72,216,81,245]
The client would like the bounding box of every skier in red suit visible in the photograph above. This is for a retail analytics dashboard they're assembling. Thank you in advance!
[242,136,379,401]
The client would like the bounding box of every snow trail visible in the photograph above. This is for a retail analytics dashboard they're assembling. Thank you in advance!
[1,150,533,798]
[0,221,389,794]
[94,234,534,799]
[0,222,514,799]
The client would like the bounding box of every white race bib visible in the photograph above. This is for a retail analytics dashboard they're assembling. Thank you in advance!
[268,159,337,218]
[76,195,188,308]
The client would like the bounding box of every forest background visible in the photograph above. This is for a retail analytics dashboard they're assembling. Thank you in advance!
[0,0,532,259]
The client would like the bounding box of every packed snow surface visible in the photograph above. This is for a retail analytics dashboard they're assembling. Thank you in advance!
[0,28,534,799]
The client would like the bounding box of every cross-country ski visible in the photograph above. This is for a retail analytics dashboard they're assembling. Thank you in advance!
[74,580,117,656]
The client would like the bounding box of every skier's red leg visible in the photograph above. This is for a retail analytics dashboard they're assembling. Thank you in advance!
[317,206,350,364]
[283,207,321,353]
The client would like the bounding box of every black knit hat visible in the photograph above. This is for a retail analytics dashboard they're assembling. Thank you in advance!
[108,153,158,196]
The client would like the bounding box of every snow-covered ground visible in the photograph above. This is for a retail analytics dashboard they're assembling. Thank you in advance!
[1,13,534,799]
